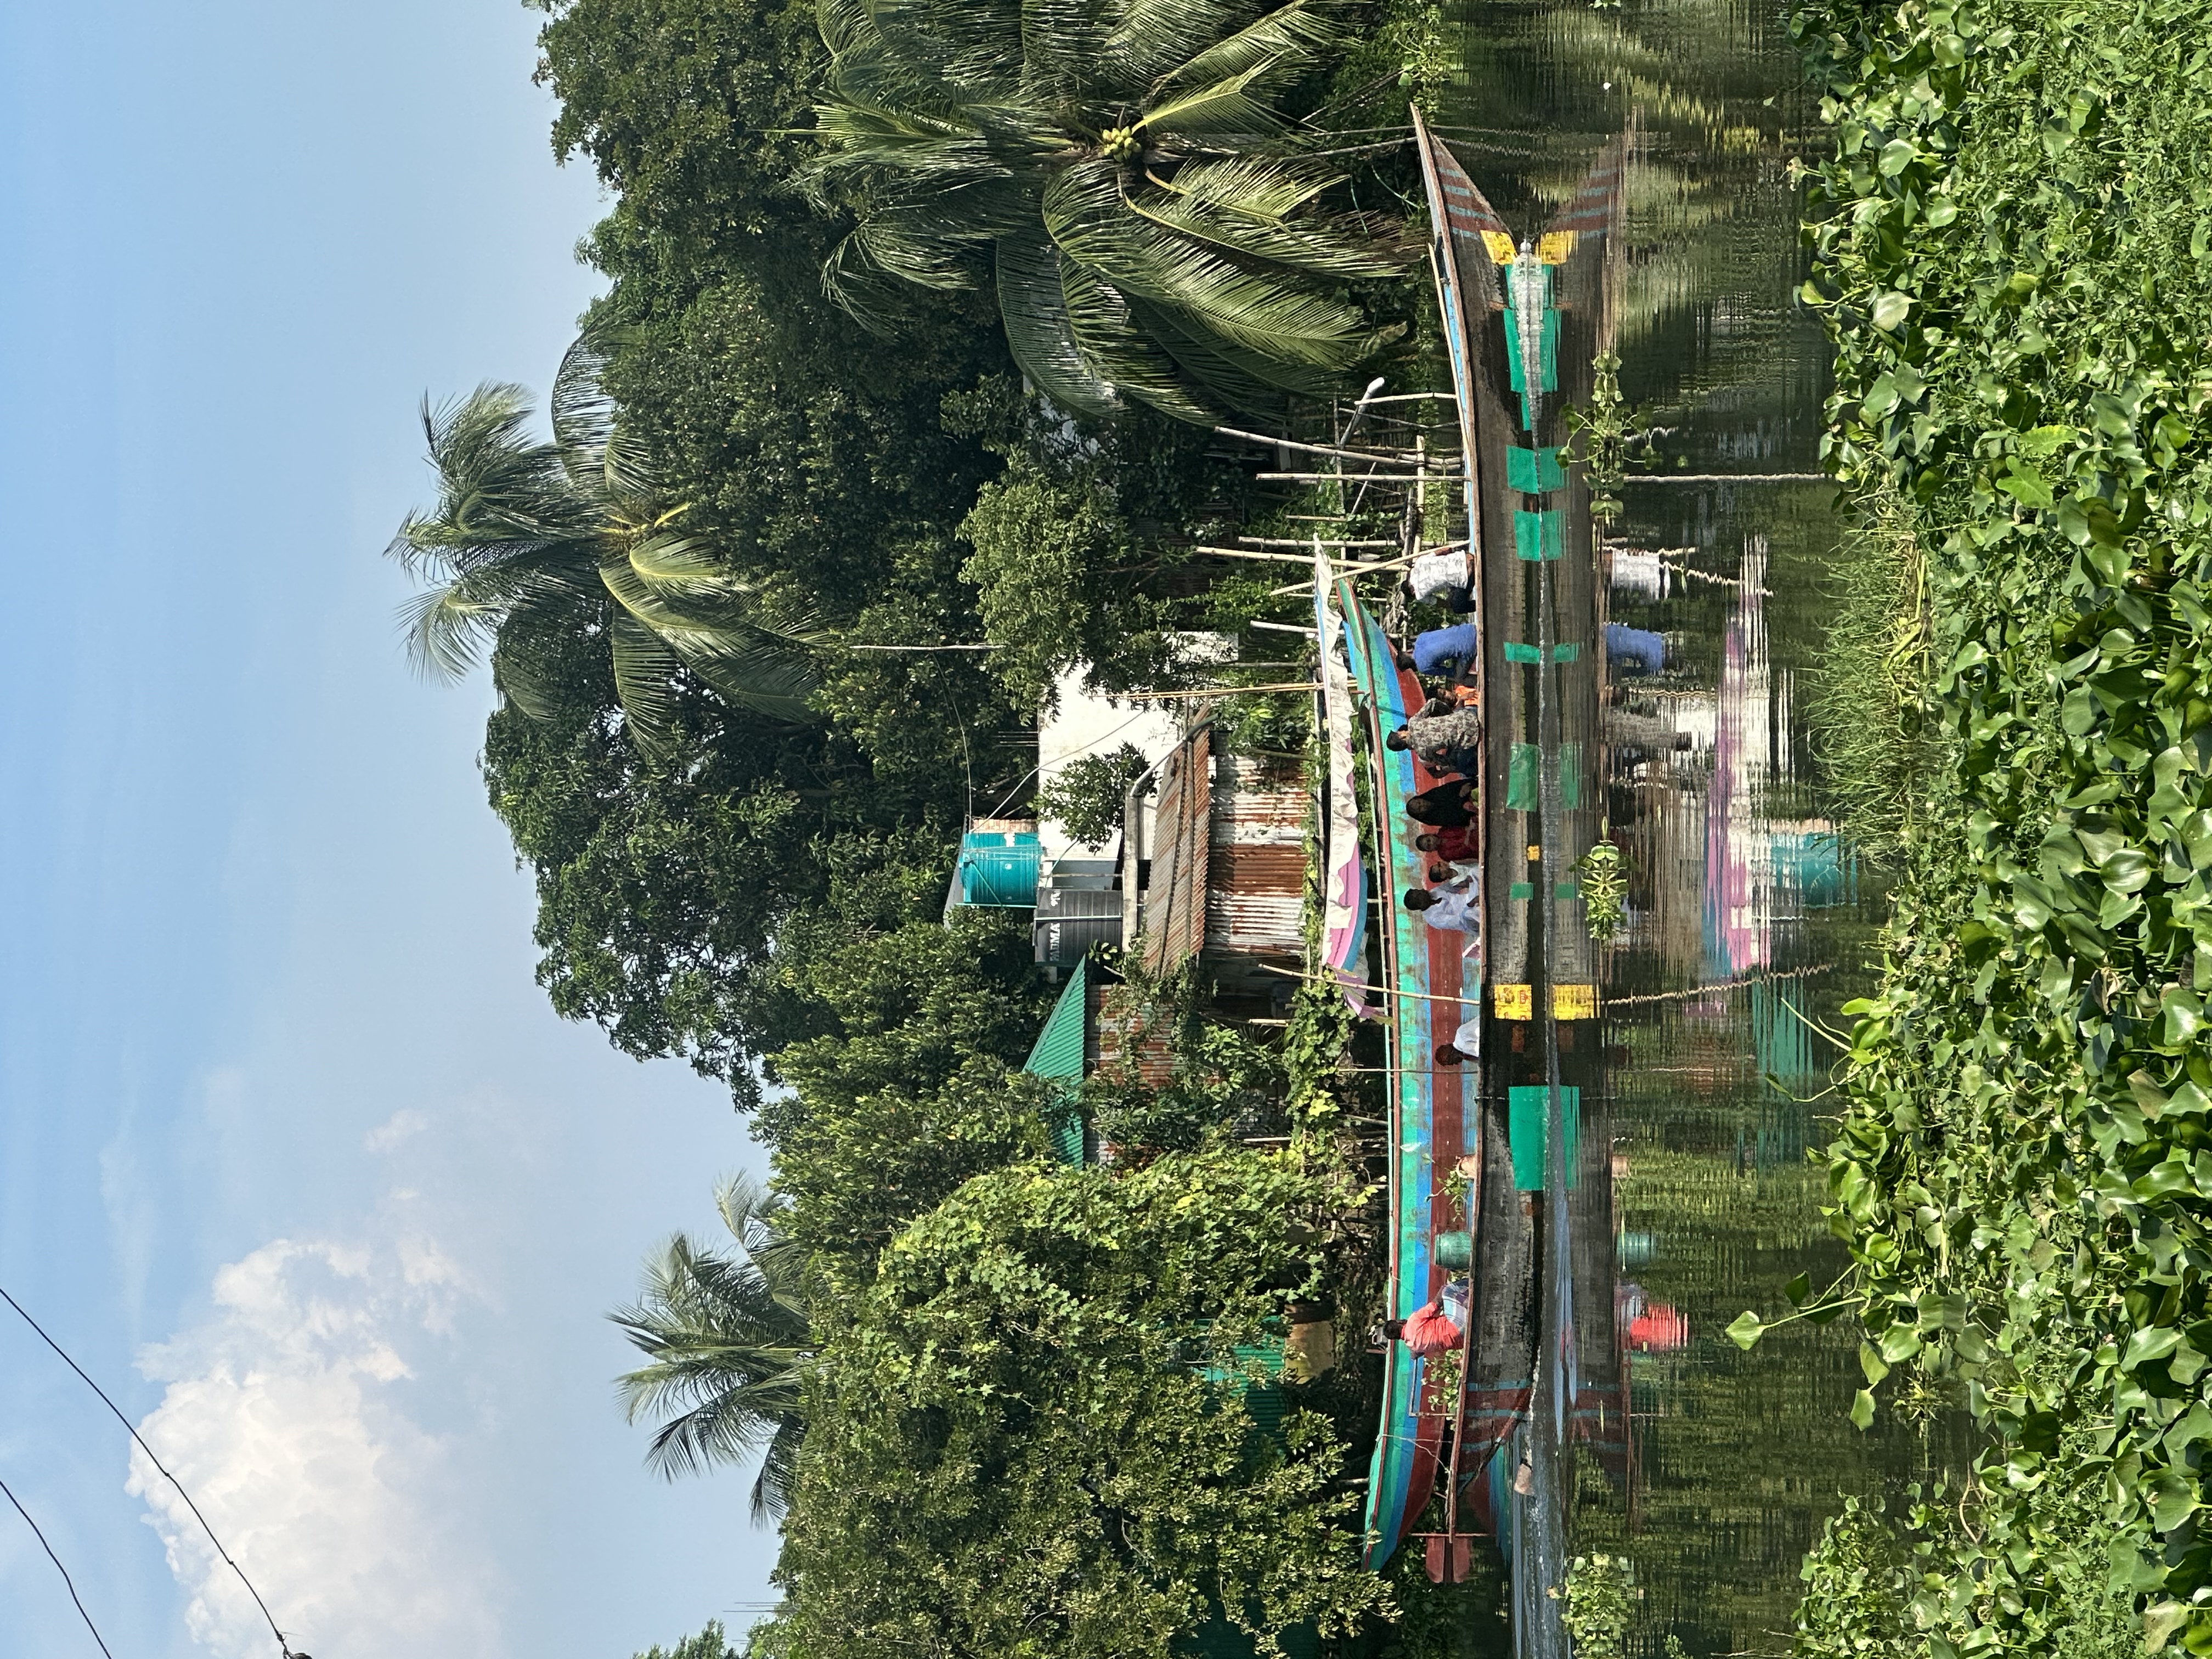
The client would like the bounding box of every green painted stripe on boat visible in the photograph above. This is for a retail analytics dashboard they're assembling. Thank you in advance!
[1506,445,1565,493]
[1507,743,1541,810]
[1508,1085,1582,1191]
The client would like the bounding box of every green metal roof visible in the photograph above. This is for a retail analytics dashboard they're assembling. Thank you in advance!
[1023,958,1089,1164]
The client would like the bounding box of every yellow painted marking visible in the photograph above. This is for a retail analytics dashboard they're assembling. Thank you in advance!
[1538,230,1577,264]
[1526,844,1541,862]
[1494,984,1533,1020]
[1553,983,1598,1020]
[1482,231,1516,266]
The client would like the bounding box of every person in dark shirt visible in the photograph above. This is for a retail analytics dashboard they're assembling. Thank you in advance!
[1406,782,1476,829]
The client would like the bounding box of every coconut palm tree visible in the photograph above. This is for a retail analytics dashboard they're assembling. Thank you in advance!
[388,333,824,749]
[803,0,1413,421]
[612,1175,815,1523]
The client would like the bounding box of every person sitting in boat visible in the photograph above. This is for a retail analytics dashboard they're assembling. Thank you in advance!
[1397,620,1478,676]
[1408,549,1476,615]
[1385,701,1482,759]
[1434,1016,1480,1066]
[1406,781,1476,829]
[1418,740,1482,783]
[1414,825,1478,863]
[1402,876,1480,934]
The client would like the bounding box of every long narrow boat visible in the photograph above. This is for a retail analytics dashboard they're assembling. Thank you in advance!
[1342,584,1455,1572]
[1361,112,1632,1594]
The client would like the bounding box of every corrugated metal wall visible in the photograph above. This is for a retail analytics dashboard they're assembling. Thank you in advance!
[1205,755,1309,960]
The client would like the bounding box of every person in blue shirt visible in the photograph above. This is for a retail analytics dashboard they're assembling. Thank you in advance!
[1398,621,1479,676]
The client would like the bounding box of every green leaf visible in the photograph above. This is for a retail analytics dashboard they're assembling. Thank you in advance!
[1876,1324,1923,1364]
[1996,467,2054,510]
[1871,290,1912,331]
[1849,1387,1876,1430]
[1860,1341,1891,1386]
[2146,1467,2198,1533]
[2123,1327,2184,1370]
[1785,1271,1812,1308]
[1725,1311,1765,1350]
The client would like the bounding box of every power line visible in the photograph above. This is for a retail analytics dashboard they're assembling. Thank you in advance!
[0,1283,304,1658]
[0,1474,116,1658]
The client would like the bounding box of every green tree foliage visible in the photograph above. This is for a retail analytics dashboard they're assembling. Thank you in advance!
[755,1151,1389,1659]
[801,0,1410,421]
[390,334,825,747]
[1037,742,1153,848]
[1785,0,2212,1645]
[631,1622,742,1659]
[1793,1462,2138,1659]
[479,628,978,1102]
[532,0,832,284]
[753,911,1052,1283]
[613,1174,815,1522]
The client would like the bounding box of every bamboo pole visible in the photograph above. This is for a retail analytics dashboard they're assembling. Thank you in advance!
[1625,472,1831,484]
[1119,682,1322,699]
[1210,424,1428,465]
[1254,471,1452,483]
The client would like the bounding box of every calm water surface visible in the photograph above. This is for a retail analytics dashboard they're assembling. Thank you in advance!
[1430,2,1968,1650]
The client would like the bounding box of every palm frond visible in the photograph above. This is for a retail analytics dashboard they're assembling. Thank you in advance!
[995,229,1126,417]
[610,1196,816,1505]
[1134,64,1285,140]
[1103,0,1266,86]
[751,1419,805,1524]
[1127,291,1331,404]
[1045,163,1386,365]
[607,613,684,752]
[1059,257,1226,420]
[549,328,656,504]
[1128,173,1410,278]
[1152,0,1338,98]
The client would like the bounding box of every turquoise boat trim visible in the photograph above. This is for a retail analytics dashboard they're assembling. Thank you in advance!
[1340,585,1437,1575]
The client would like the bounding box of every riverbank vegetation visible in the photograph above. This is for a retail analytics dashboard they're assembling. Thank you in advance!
[1785,0,2212,1648]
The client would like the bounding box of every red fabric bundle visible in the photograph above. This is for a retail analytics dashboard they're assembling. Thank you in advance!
[1401,1302,1462,1356]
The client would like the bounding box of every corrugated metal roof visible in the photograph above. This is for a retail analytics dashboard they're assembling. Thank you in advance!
[1024,958,1090,1165]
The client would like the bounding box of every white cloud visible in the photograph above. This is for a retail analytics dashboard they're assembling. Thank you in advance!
[129,1217,505,1659]
[363,1109,428,1154]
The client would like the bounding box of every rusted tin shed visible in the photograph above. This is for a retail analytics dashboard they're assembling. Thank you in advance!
[1132,719,1310,995]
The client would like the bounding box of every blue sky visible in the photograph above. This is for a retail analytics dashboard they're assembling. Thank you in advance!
[0,3,778,1655]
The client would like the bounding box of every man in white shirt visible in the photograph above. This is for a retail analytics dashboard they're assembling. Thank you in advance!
[1403,882,1480,933]
[1435,1016,1479,1065]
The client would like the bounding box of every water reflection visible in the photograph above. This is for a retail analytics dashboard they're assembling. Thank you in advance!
[1431,0,1970,1651]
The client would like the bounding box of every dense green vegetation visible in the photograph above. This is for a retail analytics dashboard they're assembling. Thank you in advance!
[1779,0,2212,1648]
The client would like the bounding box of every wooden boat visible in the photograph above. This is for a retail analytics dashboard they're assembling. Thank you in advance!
[1348,113,1632,1589]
